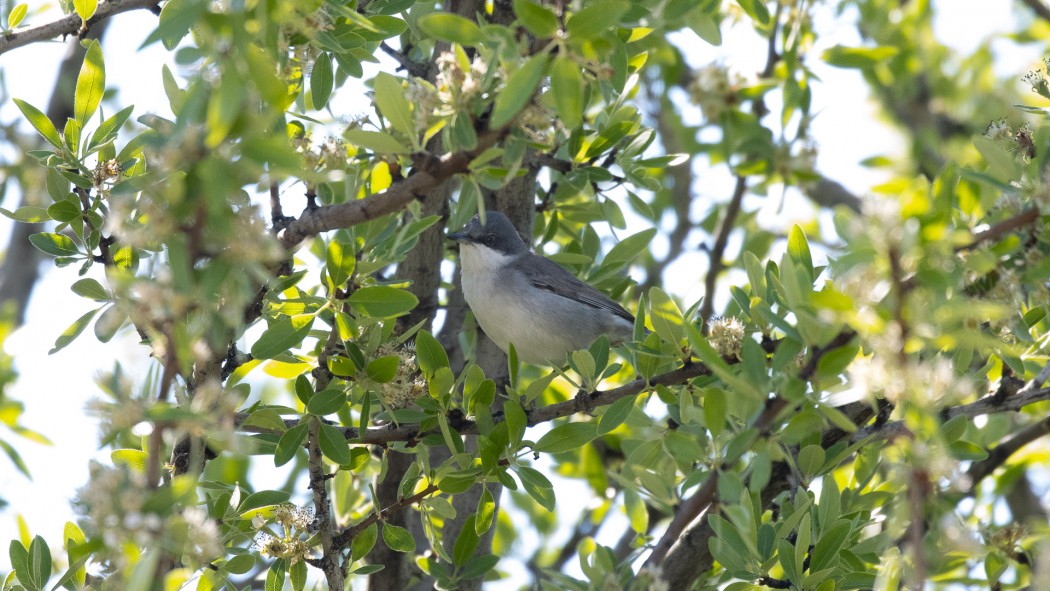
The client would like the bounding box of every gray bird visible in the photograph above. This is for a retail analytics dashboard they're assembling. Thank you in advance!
[448,211,635,365]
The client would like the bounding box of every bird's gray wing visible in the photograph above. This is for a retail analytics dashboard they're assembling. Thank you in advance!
[512,253,636,324]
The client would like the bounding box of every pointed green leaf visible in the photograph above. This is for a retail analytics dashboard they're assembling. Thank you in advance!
[251,314,315,359]
[787,225,813,278]
[516,465,556,511]
[566,1,629,41]
[533,422,596,454]
[374,72,416,144]
[29,535,52,590]
[491,53,549,128]
[550,57,583,130]
[71,278,111,301]
[343,128,411,154]
[319,423,351,465]
[351,523,378,561]
[274,422,309,466]
[513,0,558,37]
[14,98,63,149]
[382,523,415,552]
[8,4,27,28]
[311,52,334,110]
[475,487,495,535]
[347,285,418,318]
[417,13,483,45]
[597,394,634,435]
[74,39,105,125]
[73,0,98,20]
[648,287,686,345]
[306,389,346,415]
[50,308,98,354]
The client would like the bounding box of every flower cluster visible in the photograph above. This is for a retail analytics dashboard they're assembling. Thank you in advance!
[709,316,745,359]
[252,503,315,564]
[378,342,427,410]
[687,63,746,121]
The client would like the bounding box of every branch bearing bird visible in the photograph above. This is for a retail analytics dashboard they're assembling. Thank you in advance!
[448,212,635,366]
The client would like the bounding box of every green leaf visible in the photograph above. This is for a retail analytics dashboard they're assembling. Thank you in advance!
[533,422,597,454]
[290,559,306,591]
[797,444,825,477]
[351,523,378,561]
[597,228,657,274]
[73,0,97,21]
[347,285,418,318]
[687,11,722,45]
[516,465,556,511]
[549,57,584,131]
[205,72,245,147]
[71,278,110,301]
[566,1,629,41]
[50,308,98,354]
[382,523,415,552]
[141,0,208,49]
[648,287,686,346]
[319,423,351,465]
[811,520,851,572]
[326,239,355,287]
[311,52,334,110]
[274,422,308,466]
[0,205,49,223]
[29,535,52,591]
[74,39,105,125]
[475,487,495,535]
[251,314,315,360]
[374,72,416,144]
[14,98,63,149]
[822,45,899,69]
[8,3,27,28]
[111,449,148,472]
[265,558,285,591]
[597,395,634,435]
[343,129,411,154]
[513,0,558,37]
[306,389,346,415]
[238,490,290,512]
[47,199,81,223]
[417,13,483,45]
[787,225,813,279]
[366,355,400,383]
[452,515,480,566]
[736,0,770,25]
[491,53,549,128]
[10,540,31,589]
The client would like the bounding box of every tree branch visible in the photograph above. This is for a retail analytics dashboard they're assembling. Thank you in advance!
[1020,0,1050,23]
[0,0,160,55]
[966,415,1050,492]
[331,482,440,550]
[278,128,506,248]
[306,418,344,588]
[853,386,1050,441]
[699,175,747,326]
[956,207,1040,251]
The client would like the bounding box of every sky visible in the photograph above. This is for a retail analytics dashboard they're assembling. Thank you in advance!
[0,0,1040,585]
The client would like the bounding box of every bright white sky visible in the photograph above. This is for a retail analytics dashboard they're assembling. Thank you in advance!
[0,0,1039,584]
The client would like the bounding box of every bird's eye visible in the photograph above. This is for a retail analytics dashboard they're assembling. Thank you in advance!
[482,234,496,246]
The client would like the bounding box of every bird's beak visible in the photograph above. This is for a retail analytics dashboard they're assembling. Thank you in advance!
[447,231,468,242]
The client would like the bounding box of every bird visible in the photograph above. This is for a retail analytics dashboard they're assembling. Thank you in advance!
[448,211,635,365]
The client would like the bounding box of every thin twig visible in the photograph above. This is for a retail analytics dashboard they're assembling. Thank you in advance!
[853,385,1050,441]
[966,416,1050,490]
[331,482,440,550]
[955,208,1040,252]
[699,175,747,327]
[380,41,426,78]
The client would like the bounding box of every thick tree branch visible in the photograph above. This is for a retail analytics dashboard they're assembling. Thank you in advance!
[804,177,862,212]
[0,0,160,55]
[279,129,505,248]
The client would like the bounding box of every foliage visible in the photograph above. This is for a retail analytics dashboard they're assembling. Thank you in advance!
[1,0,1049,590]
